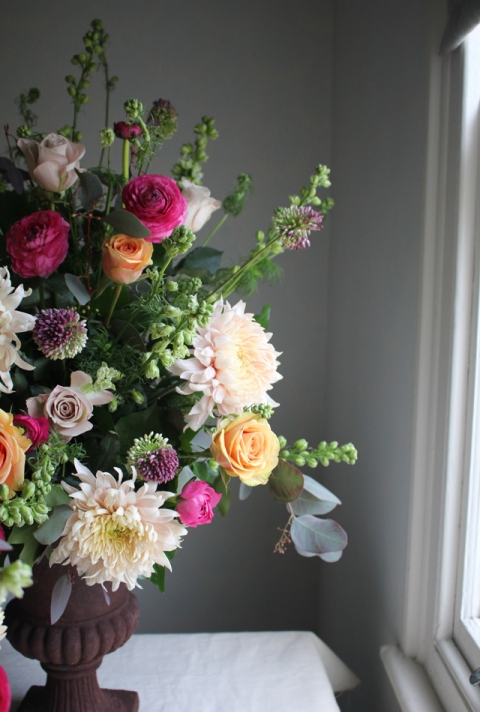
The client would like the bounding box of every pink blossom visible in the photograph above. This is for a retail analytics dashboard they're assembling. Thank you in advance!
[13,414,49,452]
[176,480,222,528]
[0,666,11,712]
[6,210,70,278]
[113,121,143,139]
[122,174,187,243]
[17,133,85,193]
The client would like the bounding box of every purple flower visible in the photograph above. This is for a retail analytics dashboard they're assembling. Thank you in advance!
[33,308,87,360]
[272,205,324,250]
[136,446,179,484]
[113,121,143,140]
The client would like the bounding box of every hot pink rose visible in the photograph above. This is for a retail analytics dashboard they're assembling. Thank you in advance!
[0,666,11,712]
[13,414,49,452]
[176,480,222,528]
[122,174,187,243]
[6,210,70,278]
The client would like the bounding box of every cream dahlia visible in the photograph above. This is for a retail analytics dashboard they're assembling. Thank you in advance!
[168,299,282,431]
[50,460,186,590]
[0,268,36,393]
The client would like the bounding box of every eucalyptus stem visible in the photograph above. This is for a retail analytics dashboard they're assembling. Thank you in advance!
[202,213,228,247]
[104,284,122,327]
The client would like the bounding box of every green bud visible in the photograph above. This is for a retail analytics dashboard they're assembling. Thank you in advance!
[145,359,160,380]
[320,457,330,467]
[294,439,308,451]
[277,436,287,449]
[124,98,144,119]
[159,350,175,368]
[307,458,318,468]
[163,306,182,319]
[78,52,87,63]
[100,127,115,147]
[0,484,9,500]
[294,456,306,467]
[183,330,195,346]
[71,55,80,65]
[150,323,175,339]
[19,506,33,526]
[108,396,119,413]
[21,482,36,500]
[67,86,77,97]
[172,344,189,359]
[166,280,178,291]
[0,506,8,521]
[130,390,145,405]
[80,95,89,104]
[16,125,32,138]
[0,560,33,600]
[280,450,290,458]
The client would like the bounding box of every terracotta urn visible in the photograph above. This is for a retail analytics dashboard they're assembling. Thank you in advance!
[5,556,140,712]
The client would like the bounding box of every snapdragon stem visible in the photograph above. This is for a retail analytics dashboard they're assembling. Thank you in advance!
[122,139,130,182]
[202,213,228,247]
[104,284,122,328]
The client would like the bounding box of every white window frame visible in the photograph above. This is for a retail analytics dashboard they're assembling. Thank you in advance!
[381,6,480,712]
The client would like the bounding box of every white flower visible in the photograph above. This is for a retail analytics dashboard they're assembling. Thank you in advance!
[181,179,221,232]
[50,460,187,591]
[0,267,35,393]
[0,607,6,648]
[168,299,282,431]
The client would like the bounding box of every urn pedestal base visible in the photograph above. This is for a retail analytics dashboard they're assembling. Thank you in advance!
[18,686,139,712]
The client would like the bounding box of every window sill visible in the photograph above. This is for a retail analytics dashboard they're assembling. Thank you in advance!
[380,646,445,712]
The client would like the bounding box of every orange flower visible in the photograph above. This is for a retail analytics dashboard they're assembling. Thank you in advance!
[210,412,280,486]
[0,409,31,494]
[102,234,153,285]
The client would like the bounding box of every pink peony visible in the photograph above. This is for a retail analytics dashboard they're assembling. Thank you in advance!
[176,480,222,527]
[6,210,70,278]
[13,414,49,452]
[0,666,10,712]
[122,174,187,243]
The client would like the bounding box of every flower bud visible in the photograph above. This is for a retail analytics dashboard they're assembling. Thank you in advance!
[294,456,306,467]
[159,350,175,368]
[21,482,36,500]
[19,505,34,525]
[145,359,160,380]
[294,439,308,451]
[124,98,144,119]
[113,121,143,140]
[150,323,175,339]
[0,484,9,501]
[130,390,145,405]
[277,436,287,449]
[307,458,318,468]
[166,280,178,291]
[163,306,182,319]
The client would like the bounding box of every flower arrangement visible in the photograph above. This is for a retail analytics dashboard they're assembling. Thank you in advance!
[0,19,357,626]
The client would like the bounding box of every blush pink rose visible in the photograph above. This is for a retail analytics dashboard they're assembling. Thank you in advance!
[13,414,49,452]
[6,210,70,278]
[176,480,222,528]
[0,666,11,712]
[17,133,85,193]
[122,174,187,243]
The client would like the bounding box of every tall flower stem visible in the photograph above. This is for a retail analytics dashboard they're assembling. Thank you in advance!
[122,139,130,182]
[202,213,228,247]
[104,284,122,327]
[98,60,112,167]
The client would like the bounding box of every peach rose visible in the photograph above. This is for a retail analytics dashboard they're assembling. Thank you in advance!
[102,234,153,284]
[17,133,85,193]
[0,409,31,494]
[210,412,280,486]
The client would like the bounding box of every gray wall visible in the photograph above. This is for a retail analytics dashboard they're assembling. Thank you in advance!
[0,1,332,633]
[320,1,434,710]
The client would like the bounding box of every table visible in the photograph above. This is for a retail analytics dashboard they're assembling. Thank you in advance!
[1,631,359,711]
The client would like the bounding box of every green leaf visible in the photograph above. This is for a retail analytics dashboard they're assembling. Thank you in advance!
[44,484,71,508]
[268,459,304,503]
[290,515,348,560]
[94,407,116,435]
[289,475,341,517]
[93,431,120,473]
[8,524,42,565]
[191,460,218,485]
[175,247,222,276]
[254,305,271,330]
[213,474,231,516]
[33,505,72,546]
[65,273,91,305]
[76,169,104,211]
[103,209,151,238]
[110,320,146,351]
[149,550,176,593]
[116,403,163,454]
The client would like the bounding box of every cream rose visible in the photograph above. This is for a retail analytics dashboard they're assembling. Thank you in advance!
[17,133,85,193]
[181,179,221,232]
[210,412,280,486]
[0,409,31,494]
[102,234,153,284]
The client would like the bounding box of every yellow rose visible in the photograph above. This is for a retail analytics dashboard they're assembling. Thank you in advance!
[0,409,31,494]
[210,412,280,486]
[102,234,153,284]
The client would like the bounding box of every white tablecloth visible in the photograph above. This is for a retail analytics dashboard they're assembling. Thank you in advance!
[1,631,359,711]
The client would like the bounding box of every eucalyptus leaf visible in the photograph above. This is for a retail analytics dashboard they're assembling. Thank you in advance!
[103,209,151,238]
[76,170,104,211]
[0,540,12,552]
[110,320,146,351]
[33,505,72,546]
[44,484,71,508]
[0,157,13,170]
[291,515,348,559]
[116,403,163,454]
[268,459,304,503]
[289,475,341,516]
[8,524,41,565]
[93,432,120,473]
[7,165,25,194]
[213,474,230,516]
[177,466,195,494]
[65,273,91,305]
[103,588,111,606]
[175,247,222,276]
[239,482,252,500]
[50,574,73,624]
[190,430,212,452]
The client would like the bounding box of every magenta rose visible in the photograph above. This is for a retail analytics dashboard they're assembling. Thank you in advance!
[122,174,187,243]
[176,480,222,528]
[13,414,49,452]
[6,210,70,278]
[0,666,11,712]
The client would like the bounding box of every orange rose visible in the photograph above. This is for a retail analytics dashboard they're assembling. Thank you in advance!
[102,234,153,284]
[210,412,280,486]
[0,409,31,494]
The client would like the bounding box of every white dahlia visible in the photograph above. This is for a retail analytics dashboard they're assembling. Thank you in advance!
[0,267,36,393]
[50,460,186,591]
[168,299,282,431]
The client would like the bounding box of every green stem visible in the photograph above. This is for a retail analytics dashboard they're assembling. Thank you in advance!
[49,202,55,212]
[122,139,130,182]
[38,280,46,310]
[99,60,111,167]
[104,284,122,327]
[202,213,228,247]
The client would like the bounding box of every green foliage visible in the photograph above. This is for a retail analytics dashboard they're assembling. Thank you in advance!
[222,173,253,217]
[171,116,219,185]
[15,87,40,130]
[149,550,176,593]
[279,439,358,468]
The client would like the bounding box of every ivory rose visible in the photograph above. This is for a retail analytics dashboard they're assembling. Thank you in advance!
[122,174,187,242]
[181,179,221,232]
[17,133,85,193]
[6,210,70,278]
[210,412,280,486]
[102,234,153,284]
[0,409,31,494]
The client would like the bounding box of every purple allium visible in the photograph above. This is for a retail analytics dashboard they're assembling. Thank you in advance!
[273,205,324,250]
[136,446,179,484]
[149,99,178,139]
[33,308,87,360]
